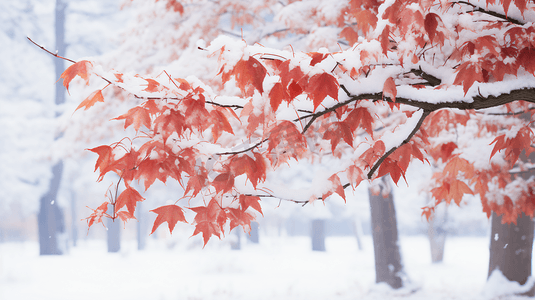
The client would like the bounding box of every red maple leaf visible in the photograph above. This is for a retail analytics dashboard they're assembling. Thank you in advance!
[490,126,533,165]
[377,157,406,185]
[210,109,234,142]
[115,186,145,214]
[75,89,104,112]
[239,194,263,215]
[345,107,374,137]
[323,121,353,153]
[150,205,187,234]
[212,172,235,194]
[308,52,329,66]
[60,60,92,92]
[84,202,110,228]
[354,9,378,35]
[143,78,163,93]
[228,56,267,96]
[230,154,266,188]
[113,106,151,132]
[305,72,339,111]
[346,165,364,189]
[383,77,397,102]
[190,199,227,246]
[269,82,291,111]
[226,207,255,232]
[87,145,114,181]
[185,168,208,197]
[340,26,359,46]
[453,62,484,95]
[322,174,346,202]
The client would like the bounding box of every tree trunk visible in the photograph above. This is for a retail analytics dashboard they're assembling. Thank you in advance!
[248,221,259,243]
[428,204,447,263]
[230,228,241,250]
[311,219,326,251]
[70,189,78,247]
[38,161,64,255]
[136,201,146,250]
[107,215,121,253]
[368,178,405,289]
[38,0,67,256]
[488,212,534,295]
[353,218,364,251]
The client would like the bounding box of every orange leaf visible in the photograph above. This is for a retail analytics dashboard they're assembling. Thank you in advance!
[323,122,353,153]
[269,82,291,111]
[150,205,187,234]
[444,156,475,178]
[143,79,162,93]
[113,106,151,132]
[60,60,92,92]
[345,107,374,137]
[340,26,359,46]
[84,202,109,228]
[347,165,364,188]
[305,73,339,111]
[377,157,406,185]
[322,174,346,202]
[453,62,484,95]
[190,199,226,246]
[87,145,113,180]
[75,90,104,112]
[449,179,473,205]
[212,172,235,194]
[226,207,255,232]
[239,194,263,215]
[115,187,145,214]
[231,57,267,96]
[383,77,397,102]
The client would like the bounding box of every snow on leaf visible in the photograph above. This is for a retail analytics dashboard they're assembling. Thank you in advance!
[322,174,346,202]
[383,77,397,102]
[150,205,187,234]
[60,60,92,92]
[230,56,267,96]
[340,26,359,46]
[453,62,484,96]
[84,202,109,229]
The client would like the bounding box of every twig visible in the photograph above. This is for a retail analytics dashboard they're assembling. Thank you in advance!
[367,110,431,179]
[27,37,76,64]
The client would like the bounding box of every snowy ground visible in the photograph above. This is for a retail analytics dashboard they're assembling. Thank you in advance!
[0,235,533,300]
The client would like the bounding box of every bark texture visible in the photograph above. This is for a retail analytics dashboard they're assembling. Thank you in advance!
[369,179,404,289]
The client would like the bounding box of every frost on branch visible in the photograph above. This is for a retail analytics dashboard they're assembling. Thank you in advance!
[49,0,535,244]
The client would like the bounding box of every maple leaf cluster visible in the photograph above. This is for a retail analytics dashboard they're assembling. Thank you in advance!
[54,0,535,244]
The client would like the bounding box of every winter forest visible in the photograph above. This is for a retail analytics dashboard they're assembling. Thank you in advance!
[3,0,535,299]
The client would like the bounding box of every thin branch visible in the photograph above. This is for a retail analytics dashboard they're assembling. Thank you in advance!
[367,110,431,179]
[216,138,268,156]
[28,37,76,63]
[453,1,525,25]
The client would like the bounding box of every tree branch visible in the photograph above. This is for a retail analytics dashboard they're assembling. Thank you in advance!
[367,110,431,179]
[27,37,76,63]
[453,1,525,25]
